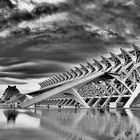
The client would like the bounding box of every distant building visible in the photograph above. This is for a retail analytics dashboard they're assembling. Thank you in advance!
[1,85,27,106]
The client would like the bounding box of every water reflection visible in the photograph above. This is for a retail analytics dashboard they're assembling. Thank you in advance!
[3,109,18,123]
[1,108,140,140]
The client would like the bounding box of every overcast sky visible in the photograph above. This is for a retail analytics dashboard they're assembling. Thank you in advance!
[0,0,139,93]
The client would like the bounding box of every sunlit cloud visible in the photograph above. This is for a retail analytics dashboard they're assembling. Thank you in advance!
[0,30,11,38]
[18,12,68,32]
[10,0,67,12]
[85,3,98,10]
[33,0,66,4]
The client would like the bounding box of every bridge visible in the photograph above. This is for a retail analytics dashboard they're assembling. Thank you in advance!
[13,44,140,108]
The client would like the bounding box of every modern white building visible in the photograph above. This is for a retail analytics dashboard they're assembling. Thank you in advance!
[4,44,140,109]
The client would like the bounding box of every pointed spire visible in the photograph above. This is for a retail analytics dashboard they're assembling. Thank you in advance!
[39,82,44,88]
[48,78,53,85]
[58,74,65,81]
[101,56,112,69]
[66,71,73,79]
[110,52,122,67]
[44,80,49,84]
[62,73,69,80]
[56,75,61,82]
[41,81,46,87]
[86,62,96,72]
[120,48,133,65]
[132,44,140,63]
[80,64,89,75]
[70,69,78,78]
[93,58,103,71]
[42,81,48,87]
[75,67,83,76]
[49,77,55,84]
[52,76,57,83]
[53,76,59,83]
[43,80,49,86]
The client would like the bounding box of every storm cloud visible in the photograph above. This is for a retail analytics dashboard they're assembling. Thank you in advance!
[0,0,139,84]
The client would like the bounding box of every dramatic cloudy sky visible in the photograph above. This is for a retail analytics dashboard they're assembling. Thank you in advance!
[0,0,140,93]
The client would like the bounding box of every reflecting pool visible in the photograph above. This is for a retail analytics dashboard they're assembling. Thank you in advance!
[0,108,140,140]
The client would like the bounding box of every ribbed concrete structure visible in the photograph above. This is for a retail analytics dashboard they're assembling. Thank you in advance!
[17,44,140,108]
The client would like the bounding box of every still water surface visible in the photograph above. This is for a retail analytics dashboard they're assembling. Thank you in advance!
[0,108,140,140]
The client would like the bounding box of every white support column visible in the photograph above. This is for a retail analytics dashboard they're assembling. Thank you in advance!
[124,83,140,108]
[50,100,55,105]
[60,99,66,106]
[46,100,51,105]
[61,99,68,106]
[55,100,61,106]
[50,100,56,105]
[67,99,74,106]
[101,96,111,108]
[87,97,93,105]
[49,99,52,105]
[48,100,53,105]
[57,99,63,106]
[87,97,95,106]
[55,100,61,105]
[53,99,58,105]
[68,100,75,106]
[115,95,122,104]
[63,99,70,106]
[74,101,78,106]
[69,88,89,108]
[92,97,102,107]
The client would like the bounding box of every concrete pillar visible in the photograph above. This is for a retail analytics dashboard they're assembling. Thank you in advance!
[70,88,89,108]
[53,99,58,105]
[56,99,63,106]
[50,100,56,105]
[124,83,140,108]
[58,99,64,105]
[92,97,102,107]
[101,96,111,108]
[62,99,68,106]
[87,97,94,106]
[74,101,78,106]
[48,100,54,105]
[48,100,53,105]
[69,100,76,106]
[55,100,61,105]
[115,95,122,104]
[60,99,67,106]
[47,100,52,105]
[67,99,74,106]
[64,99,71,106]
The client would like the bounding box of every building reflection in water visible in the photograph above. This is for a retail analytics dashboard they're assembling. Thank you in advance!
[2,108,140,140]
[3,109,18,124]
[38,109,140,140]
